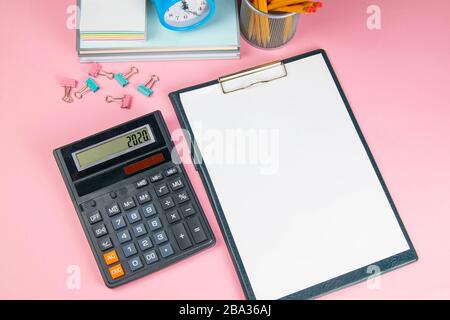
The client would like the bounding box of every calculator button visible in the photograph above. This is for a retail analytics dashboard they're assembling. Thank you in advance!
[136,190,151,204]
[147,217,162,231]
[161,196,175,210]
[143,250,159,264]
[98,237,113,251]
[142,203,157,217]
[93,224,108,238]
[137,237,153,251]
[103,250,119,266]
[122,197,136,210]
[149,173,163,183]
[122,243,138,257]
[128,257,144,271]
[180,203,196,217]
[174,191,190,204]
[109,264,125,280]
[135,178,149,189]
[169,177,184,191]
[187,217,208,244]
[126,210,141,224]
[153,230,168,244]
[117,230,132,244]
[164,167,178,177]
[132,223,147,237]
[111,216,126,230]
[159,243,174,258]
[87,210,102,224]
[166,210,181,224]
[106,203,121,217]
[155,183,169,197]
[172,223,193,250]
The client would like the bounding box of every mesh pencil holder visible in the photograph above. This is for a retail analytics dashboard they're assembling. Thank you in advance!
[240,0,299,49]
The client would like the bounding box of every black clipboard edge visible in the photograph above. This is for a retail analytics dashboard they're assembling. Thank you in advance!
[169,49,418,300]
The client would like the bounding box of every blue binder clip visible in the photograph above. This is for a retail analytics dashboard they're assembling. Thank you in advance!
[136,75,160,97]
[74,77,100,99]
[115,66,139,87]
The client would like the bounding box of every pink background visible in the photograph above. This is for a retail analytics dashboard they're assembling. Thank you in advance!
[1,0,449,299]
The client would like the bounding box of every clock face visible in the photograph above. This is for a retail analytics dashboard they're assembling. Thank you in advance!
[164,0,211,28]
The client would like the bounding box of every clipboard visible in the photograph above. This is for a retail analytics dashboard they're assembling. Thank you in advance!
[169,49,417,300]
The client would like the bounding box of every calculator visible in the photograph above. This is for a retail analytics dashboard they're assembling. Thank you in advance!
[54,111,215,287]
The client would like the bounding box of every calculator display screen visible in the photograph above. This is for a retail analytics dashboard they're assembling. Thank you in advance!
[72,125,155,171]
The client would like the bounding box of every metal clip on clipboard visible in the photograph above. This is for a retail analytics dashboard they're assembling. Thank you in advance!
[218,61,288,94]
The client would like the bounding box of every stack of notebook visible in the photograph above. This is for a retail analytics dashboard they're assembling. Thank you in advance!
[77,0,240,62]
[80,0,147,41]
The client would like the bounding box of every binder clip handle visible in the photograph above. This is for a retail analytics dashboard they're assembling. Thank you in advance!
[89,63,114,80]
[74,77,100,99]
[106,94,133,109]
[137,75,160,97]
[115,66,139,87]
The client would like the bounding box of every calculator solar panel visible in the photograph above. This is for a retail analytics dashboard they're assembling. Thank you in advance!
[54,111,215,287]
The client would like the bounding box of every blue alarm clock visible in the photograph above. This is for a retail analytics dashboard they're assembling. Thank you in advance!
[153,0,216,31]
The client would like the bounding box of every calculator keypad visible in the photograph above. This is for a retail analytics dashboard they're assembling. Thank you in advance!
[83,165,213,286]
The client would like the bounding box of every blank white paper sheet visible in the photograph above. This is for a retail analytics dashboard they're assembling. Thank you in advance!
[178,52,412,300]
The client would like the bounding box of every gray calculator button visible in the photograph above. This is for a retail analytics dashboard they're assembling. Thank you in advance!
[174,191,190,204]
[172,223,193,250]
[126,210,141,224]
[166,210,181,224]
[111,216,126,230]
[164,167,178,177]
[153,230,168,244]
[136,190,151,204]
[147,217,162,231]
[122,197,136,210]
[187,217,208,244]
[98,237,113,251]
[155,183,169,197]
[161,196,175,210]
[149,173,163,183]
[159,243,174,258]
[169,177,184,191]
[87,210,102,224]
[135,178,148,188]
[128,257,143,271]
[142,203,157,217]
[143,250,159,264]
[106,203,121,217]
[93,224,108,238]
[117,230,132,244]
[122,243,137,257]
[132,223,147,237]
[137,237,153,251]
[180,203,196,217]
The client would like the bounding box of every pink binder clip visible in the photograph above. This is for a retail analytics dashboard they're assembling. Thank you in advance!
[106,95,133,109]
[60,78,78,103]
[88,63,114,80]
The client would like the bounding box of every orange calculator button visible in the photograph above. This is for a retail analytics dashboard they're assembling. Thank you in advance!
[103,250,119,266]
[109,264,125,280]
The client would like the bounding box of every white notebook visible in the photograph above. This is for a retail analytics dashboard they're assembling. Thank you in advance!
[170,50,417,299]
[79,0,146,40]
